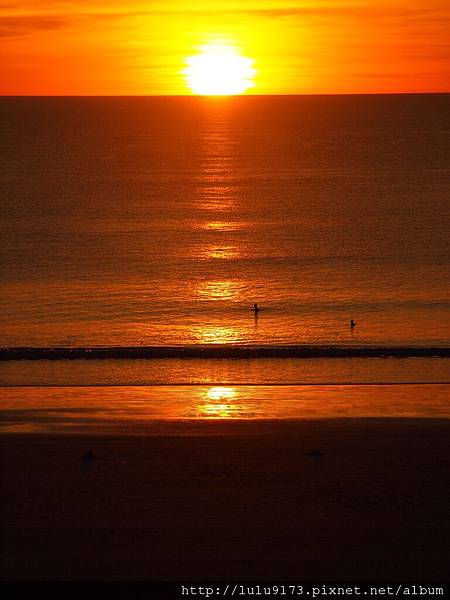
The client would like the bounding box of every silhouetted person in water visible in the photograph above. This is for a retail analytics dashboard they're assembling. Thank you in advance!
[254,303,260,314]
[350,319,356,328]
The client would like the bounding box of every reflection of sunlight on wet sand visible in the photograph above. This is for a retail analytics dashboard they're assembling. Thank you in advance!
[207,386,234,400]
[2,385,450,433]
[194,386,249,419]
[194,325,242,344]
[197,280,240,300]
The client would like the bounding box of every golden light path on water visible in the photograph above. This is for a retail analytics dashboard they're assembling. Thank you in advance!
[194,325,242,345]
[197,280,240,301]
[201,246,239,260]
[200,222,243,232]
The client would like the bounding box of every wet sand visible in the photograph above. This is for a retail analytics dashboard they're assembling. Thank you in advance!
[1,418,449,581]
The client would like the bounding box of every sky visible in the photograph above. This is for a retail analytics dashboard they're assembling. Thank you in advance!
[1,0,450,95]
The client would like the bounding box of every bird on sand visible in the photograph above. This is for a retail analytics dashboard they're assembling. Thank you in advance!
[306,450,324,460]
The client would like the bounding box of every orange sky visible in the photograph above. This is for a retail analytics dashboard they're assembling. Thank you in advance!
[1,0,450,95]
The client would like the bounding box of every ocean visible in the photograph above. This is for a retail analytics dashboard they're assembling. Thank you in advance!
[0,95,449,428]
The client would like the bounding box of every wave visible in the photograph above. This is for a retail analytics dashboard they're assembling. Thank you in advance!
[1,345,449,360]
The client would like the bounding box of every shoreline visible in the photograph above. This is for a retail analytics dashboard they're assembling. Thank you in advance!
[1,415,450,436]
[1,417,449,581]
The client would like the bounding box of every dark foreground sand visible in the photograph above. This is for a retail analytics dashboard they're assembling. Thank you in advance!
[1,419,449,581]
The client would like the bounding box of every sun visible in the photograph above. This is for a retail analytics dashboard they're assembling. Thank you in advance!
[184,43,256,96]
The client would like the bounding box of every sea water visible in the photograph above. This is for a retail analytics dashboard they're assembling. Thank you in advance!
[1,95,449,350]
[0,95,449,427]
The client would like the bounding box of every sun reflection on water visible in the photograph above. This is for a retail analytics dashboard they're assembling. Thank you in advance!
[195,386,245,418]
[197,280,240,300]
[201,221,242,231]
[194,325,242,344]
[197,188,236,212]
[202,245,239,259]
[195,104,238,215]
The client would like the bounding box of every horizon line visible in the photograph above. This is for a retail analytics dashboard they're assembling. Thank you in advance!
[1,91,450,99]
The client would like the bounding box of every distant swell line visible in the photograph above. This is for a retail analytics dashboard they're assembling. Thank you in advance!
[0,345,449,360]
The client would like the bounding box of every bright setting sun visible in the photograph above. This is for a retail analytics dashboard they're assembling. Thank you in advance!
[183,43,256,96]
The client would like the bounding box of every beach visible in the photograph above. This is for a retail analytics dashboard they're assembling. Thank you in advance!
[1,418,449,581]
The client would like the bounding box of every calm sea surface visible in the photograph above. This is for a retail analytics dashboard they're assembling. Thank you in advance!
[0,95,449,426]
